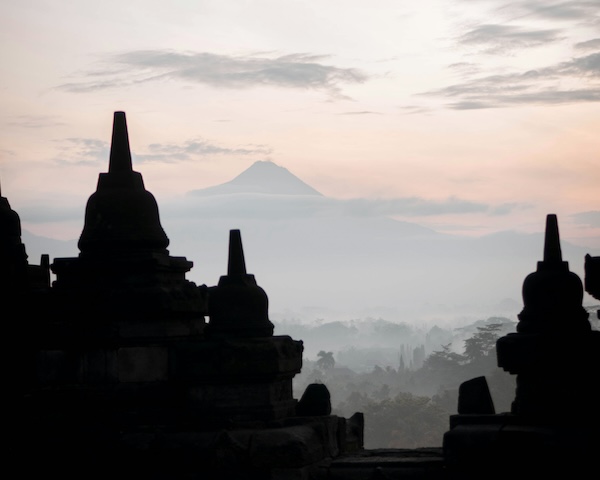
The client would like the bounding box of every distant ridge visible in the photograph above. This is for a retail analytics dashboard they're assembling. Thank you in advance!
[188,160,323,196]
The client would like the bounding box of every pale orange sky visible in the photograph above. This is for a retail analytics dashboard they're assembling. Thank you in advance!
[1,0,599,247]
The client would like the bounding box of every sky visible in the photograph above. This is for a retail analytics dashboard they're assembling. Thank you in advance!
[1,0,599,249]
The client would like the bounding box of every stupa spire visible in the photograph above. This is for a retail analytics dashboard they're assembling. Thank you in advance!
[108,111,133,173]
[543,214,562,264]
[77,111,169,255]
[227,230,247,276]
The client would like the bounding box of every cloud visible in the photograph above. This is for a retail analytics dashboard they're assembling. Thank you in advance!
[432,1,599,109]
[398,105,432,115]
[335,196,491,217]
[553,52,600,76]
[447,62,483,76]
[338,111,381,115]
[424,52,600,108]
[135,139,272,164]
[17,203,84,224]
[488,202,532,216]
[55,138,110,166]
[503,1,600,23]
[575,38,600,51]
[457,24,564,54]
[57,50,368,99]
[571,211,600,227]
[7,115,66,129]
[53,136,271,166]
[0,147,15,158]
[174,191,526,220]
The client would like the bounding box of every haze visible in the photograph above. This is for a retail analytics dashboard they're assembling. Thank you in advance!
[2,1,599,327]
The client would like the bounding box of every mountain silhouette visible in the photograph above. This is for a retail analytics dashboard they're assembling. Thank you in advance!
[188,160,322,196]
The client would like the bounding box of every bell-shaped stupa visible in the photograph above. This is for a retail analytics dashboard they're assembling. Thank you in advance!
[0,180,28,290]
[205,229,274,338]
[0,181,50,293]
[51,111,206,320]
[517,214,589,333]
[78,111,169,256]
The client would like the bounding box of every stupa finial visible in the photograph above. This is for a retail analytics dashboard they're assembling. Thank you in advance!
[108,111,133,173]
[543,214,562,264]
[227,229,247,276]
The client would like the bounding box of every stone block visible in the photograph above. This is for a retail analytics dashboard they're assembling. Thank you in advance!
[118,346,168,382]
[37,349,82,385]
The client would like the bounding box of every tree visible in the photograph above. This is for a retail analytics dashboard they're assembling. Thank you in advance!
[373,383,391,401]
[316,350,335,371]
[422,343,465,372]
[415,343,466,394]
[334,390,370,418]
[363,392,449,448]
[463,322,503,364]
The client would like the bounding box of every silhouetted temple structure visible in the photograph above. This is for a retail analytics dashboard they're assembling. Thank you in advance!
[11,112,361,479]
[6,112,599,479]
[444,214,600,478]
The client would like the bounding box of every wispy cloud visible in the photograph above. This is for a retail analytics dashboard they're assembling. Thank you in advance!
[18,204,83,224]
[457,24,564,54]
[575,38,600,51]
[398,105,432,115]
[571,210,600,227]
[181,190,528,220]
[55,138,109,166]
[135,139,272,163]
[53,136,271,166]
[338,111,381,115]
[501,1,600,23]
[57,50,368,99]
[7,115,66,129]
[424,52,600,109]
[335,196,491,217]
[428,0,600,109]
[447,62,484,76]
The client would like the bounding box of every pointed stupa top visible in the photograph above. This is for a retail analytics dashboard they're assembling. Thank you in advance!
[108,111,133,173]
[517,214,589,333]
[227,229,247,276]
[205,229,274,338]
[77,111,169,255]
[542,214,564,266]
